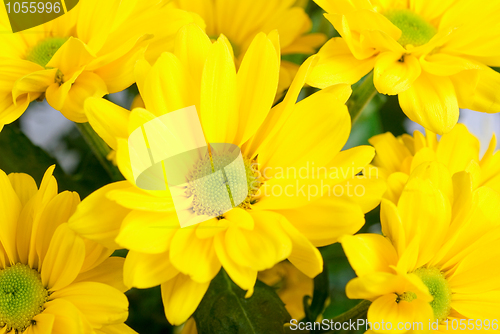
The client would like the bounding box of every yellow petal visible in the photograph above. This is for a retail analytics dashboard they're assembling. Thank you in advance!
[225,211,292,271]
[398,71,459,135]
[346,272,405,300]
[420,53,481,76]
[68,181,131,250]
[31,313,55,334]
[97,324,138,334]
[93,35,149,93]
[46,37,95,75]
[12,69,58,101]
[280,218,323,278]
[380,199,406,256]
[276,195,365,247]
[41,224,85,291]
[214,233,257,291]
[368,294,434,333]
[436,124,480,175]
[174,23,212,107]
[35,191,80,265]
[0,92,30,127]
[161,274,210,325]
[0,170,22,264]
[59,72,109,123]
[74,257,127,293]
[7,172,37,206]
[85,97,129,150]
[169,228,221,283]
[308,37,375,88]
[141,52,192,116]
[374,52,421,95]
[43,298,93,334]
[259,85,351,172]
[116,210,178,254]
[51,282,128,327]
[124,250,179,289]
[342,234,398,277]
[234,32,280,145]
[200,34,238,144]
[369,132,412,174]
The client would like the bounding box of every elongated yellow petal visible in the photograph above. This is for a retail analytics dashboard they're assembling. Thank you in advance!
[51,282,128,327]
[161,274,210,325]
[0,170,22,264]
[170,228,221,283]
[75,257,127,293]
[308,37,375,88]
[398,71,459,135]
[43,298,93,334]
[41,224,85,291]
[68,181,131,250]
[374,52,421,95]
[85,97,130,150]
[124,250,179,289]
[234,32,279,145]
[200,35,238,144]
[342,234,398,276]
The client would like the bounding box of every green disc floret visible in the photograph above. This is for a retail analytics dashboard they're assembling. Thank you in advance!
[26,37,68,67]
[413,267,452,321]
[384,9,437,47]
[186,150,262,217]
[0,263,48,332]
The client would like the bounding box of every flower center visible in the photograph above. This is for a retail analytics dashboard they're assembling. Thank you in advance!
[26,37,68,67]
[413,267,452,321]
[0,263,48,332]
[384,9,437,47]
[186,148,262,217]
[396,291,417,303]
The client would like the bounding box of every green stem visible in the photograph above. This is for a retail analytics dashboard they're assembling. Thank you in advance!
[321,300,371,333]
[76,123,123,182]
[346,72,377,125]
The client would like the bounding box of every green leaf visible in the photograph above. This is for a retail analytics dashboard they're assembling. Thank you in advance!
[194,269,291,334]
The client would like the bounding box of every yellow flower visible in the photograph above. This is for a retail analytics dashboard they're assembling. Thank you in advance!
[68,24,385,325]
[369,124,500,204]
[0,0,200,128]
[308,0,500,134]
[0,166,134,334]
[172,0,326,95]
[342,161,500,332]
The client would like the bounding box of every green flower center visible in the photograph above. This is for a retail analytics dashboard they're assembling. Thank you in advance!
[413,267,452,321]
[26,37,68,67]
[384,9,437,47]
[186,148,262,217]
[0,263,48,332]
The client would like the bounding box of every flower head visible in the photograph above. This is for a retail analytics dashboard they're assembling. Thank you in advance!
[173,0,326,95]
[369,124,500,203]
[342,161,500,332]
[0,0,200,128]
[68,24,385,325]
[0,166,134,333]
[308,0,500,134]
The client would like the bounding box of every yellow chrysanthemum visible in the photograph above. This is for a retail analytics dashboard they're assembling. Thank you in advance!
[370,124,500,203]
[0,166,134,334]
[308,0,500,134]
[0,0,201,129]
[68,24,385,325]
[172,0,326,95]
[342,161,500,333]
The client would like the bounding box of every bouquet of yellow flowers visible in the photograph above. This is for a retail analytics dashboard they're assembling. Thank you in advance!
[0,0,499,333]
